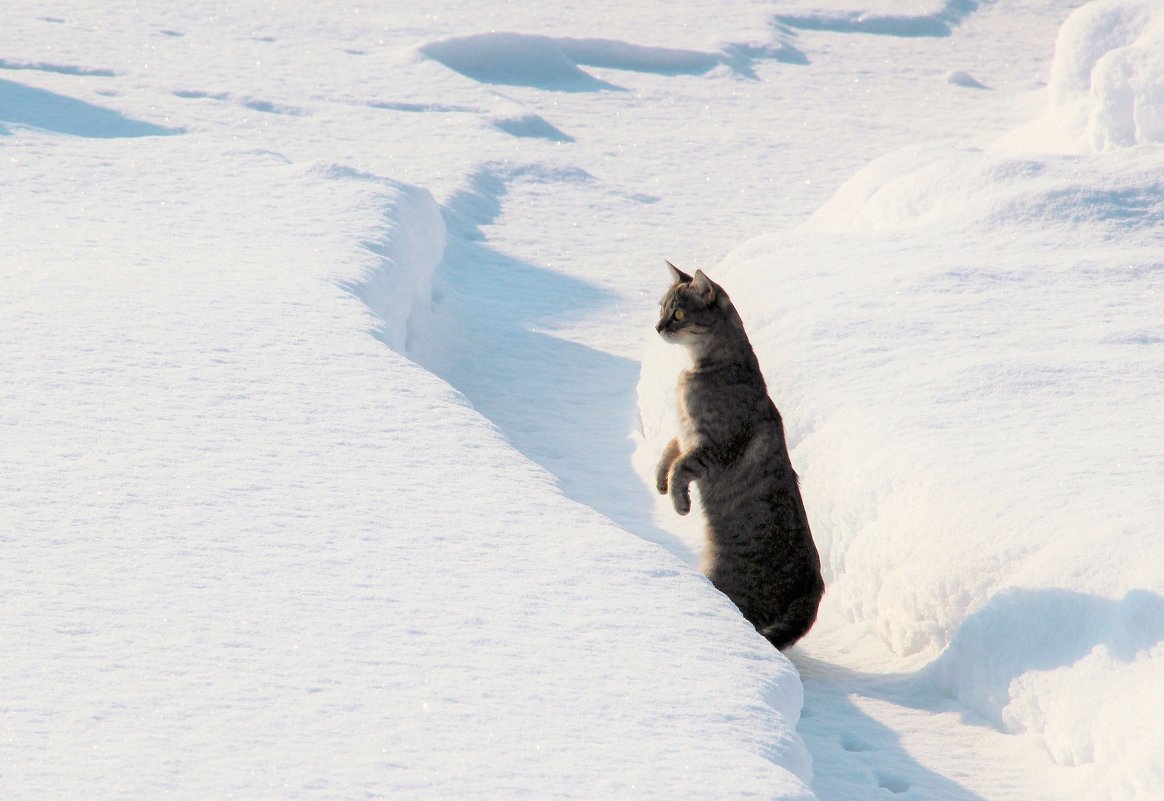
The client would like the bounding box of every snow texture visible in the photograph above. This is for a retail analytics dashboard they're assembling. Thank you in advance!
[1010,0,1164,151]
[4,1,1163,801]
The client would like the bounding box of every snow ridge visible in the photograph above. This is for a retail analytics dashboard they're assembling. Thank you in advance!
[775,0,979,38]
[418,30,804,90]
[0,75,180,138]
[333,167,447,355]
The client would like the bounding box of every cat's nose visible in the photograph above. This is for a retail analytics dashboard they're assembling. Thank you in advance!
[655,320,666,333]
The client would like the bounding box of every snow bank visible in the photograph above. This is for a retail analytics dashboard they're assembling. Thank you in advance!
[331,167,447,354]
[2,130,816,799]
[637,3,1164,797]
[1011,0,1164,151]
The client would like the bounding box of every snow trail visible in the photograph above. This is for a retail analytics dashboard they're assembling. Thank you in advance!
[352,160,698,561]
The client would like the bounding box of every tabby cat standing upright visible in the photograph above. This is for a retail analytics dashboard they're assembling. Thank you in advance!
[655,262,823,650]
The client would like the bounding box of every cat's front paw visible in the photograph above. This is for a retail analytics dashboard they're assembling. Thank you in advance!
[671,487,691,516]
[655,438,680,495]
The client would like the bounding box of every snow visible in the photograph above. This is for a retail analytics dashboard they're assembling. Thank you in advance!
[1012,0,1164,151]
[418,33,723,91]
[945,69,991,89]
[3,1,1162,800]
[774,0,980,38]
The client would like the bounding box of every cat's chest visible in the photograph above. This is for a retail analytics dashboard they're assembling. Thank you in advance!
[677,369,746,447]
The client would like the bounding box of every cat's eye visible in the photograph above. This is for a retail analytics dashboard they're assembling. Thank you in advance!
[673,309,686,321]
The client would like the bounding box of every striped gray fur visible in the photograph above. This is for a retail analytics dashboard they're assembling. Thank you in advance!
[655,262,823,649]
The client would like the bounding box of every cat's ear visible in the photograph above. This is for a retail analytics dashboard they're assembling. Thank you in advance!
[666,260,693,284]
[692,269,717,303]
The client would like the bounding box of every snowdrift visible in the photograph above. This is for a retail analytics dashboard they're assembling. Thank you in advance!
[418,33,719,91]
[1014,0,1164,152]
[3,140,815,800]
[639,1,1164,798]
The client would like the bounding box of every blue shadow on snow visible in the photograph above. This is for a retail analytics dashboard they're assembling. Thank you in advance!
[775,0,979,38]
[791,587,1164,800]
[351,161,694,563]
[421,165,695,562]
[0,77,181,138]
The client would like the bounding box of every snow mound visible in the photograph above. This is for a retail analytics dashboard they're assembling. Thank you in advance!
[944,69,989,89]
[920,588,1164,722]
[1012,0,1164,151]
[418,33,719,91]
[917,588,1164,791]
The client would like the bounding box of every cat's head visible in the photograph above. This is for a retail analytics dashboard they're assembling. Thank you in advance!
[655,261,733,346]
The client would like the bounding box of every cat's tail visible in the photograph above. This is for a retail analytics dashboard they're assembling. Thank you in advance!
[759,592,822,650]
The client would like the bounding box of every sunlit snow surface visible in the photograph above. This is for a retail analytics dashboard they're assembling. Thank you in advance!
[3,2,1161,800]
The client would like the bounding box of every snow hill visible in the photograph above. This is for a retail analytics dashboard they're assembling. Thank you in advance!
[3,1,1161,800]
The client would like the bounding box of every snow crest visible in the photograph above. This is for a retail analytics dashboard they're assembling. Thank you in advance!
[332,167,447,354]
[1018,0,1164,151]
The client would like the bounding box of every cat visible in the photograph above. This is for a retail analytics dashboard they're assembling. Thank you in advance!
[655,261,823,650]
